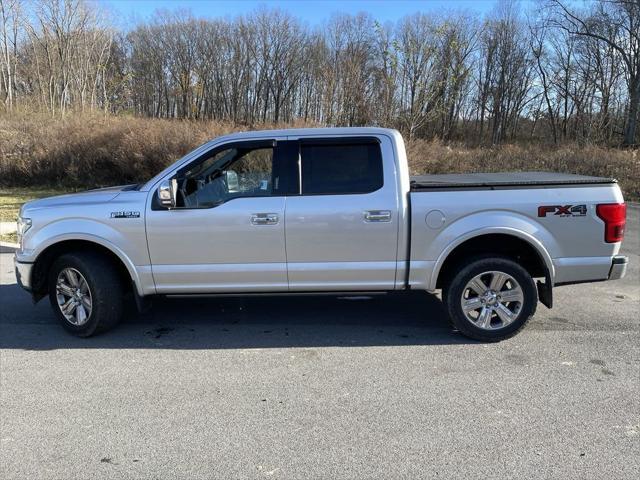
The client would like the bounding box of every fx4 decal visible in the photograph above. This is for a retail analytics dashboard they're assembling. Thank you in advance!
[110,211,140,219]
[538,204,587,217]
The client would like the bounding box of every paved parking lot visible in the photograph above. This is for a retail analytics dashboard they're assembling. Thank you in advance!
[1,208,638,479]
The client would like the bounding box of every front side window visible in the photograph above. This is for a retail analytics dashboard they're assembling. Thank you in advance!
[176,146,274,208]
[300,142,383,195]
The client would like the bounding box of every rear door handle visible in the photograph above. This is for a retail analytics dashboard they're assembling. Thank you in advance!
[364,210,392,222]
[251,213,279,225]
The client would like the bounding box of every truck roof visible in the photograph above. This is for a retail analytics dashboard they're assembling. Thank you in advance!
[212,126,399,142]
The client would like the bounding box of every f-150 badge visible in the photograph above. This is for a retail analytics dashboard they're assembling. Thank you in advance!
[538,205,587,217]
[110,211,140,219]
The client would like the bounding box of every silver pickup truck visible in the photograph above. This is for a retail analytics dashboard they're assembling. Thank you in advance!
[14,128,628,341]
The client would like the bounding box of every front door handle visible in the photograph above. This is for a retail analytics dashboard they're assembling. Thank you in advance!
[251,213,279,225]
[364,210,392,223]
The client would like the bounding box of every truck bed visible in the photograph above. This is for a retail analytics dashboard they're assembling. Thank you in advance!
[410,172,616,191]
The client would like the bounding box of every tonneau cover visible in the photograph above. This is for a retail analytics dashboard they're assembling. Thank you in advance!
[410,171,616,191]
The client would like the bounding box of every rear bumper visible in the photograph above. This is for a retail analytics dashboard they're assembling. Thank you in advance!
[14,257,33,291]
[554,254,628,286]
[608,255,628,280]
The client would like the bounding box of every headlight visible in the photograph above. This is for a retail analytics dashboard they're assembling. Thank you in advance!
[17,217,32,237]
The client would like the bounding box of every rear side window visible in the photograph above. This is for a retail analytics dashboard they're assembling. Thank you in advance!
[300,142,384,195]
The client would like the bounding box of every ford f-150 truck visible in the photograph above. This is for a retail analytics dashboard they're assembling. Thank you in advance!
[14,128,628,341]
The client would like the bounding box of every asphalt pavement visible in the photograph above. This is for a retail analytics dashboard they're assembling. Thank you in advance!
[1,208,638,479]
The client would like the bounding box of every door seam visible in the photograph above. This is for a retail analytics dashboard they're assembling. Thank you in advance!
[283,196,291,291]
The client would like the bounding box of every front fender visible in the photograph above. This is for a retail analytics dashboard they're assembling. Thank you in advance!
[422,211,558,291]
[19,218,150,296]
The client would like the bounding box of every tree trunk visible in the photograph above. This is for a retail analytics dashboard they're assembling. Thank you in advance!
[624,77,640,146]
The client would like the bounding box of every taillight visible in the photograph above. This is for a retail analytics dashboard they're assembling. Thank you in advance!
[596,203,626,243]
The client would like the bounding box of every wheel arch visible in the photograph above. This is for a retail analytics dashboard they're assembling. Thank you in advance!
[30,236,143,299]
[432,229,554,291]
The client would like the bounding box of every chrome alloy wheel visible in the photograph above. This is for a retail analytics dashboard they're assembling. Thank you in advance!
[56,268,93,326]
[460,270,524,330]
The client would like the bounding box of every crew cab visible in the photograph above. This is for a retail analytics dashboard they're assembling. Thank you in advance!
[14,128,628,341]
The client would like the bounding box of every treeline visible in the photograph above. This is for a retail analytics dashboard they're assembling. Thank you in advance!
[1,0,639,145]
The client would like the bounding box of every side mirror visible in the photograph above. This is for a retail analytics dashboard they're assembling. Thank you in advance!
[158,179,176,208]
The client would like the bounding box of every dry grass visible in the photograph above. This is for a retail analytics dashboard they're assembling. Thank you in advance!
[1,113,638,199]
[0,112,314,189]
[0,231,17,243]
[0,187,71,222]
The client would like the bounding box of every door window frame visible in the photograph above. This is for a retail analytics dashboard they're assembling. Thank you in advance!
[152,139,300,210]
[296,136,384,196]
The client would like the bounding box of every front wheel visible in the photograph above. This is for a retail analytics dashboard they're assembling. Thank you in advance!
[48,252,124,337]
[443,256,537,342]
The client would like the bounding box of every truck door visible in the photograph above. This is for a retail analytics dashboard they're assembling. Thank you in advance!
[146,139,297,293]
[284,136,400,290]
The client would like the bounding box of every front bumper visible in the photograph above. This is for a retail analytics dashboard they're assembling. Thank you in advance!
[14,256,33,291]
[608,255,628,280]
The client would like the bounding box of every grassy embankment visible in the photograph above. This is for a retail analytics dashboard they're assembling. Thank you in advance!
[0,188,70,243]
[0,231,17,243]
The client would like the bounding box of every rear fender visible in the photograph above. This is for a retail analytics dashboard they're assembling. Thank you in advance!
[426,211,558,291]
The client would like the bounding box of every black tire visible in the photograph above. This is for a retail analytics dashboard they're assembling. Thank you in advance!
[443,256,537,342]
[48,252,124,337]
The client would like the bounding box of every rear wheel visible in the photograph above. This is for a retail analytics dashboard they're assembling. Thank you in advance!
[48,252,124,337]
[444,256,537,342]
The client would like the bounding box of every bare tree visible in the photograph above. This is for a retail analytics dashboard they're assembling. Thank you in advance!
[396,13,440,139]
[0,0,20,110]
[530,15,559,144]
[549,0,640,145]
[21,0,112,115]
